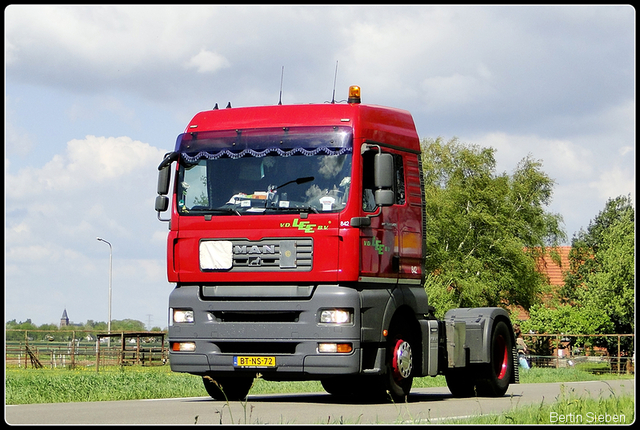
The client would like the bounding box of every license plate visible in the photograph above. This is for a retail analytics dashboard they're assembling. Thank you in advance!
[234,356,276,368]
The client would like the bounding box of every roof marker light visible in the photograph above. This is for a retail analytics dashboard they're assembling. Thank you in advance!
[348,85,361,104]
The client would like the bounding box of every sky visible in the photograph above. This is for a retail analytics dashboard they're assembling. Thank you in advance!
[4,5,635,328]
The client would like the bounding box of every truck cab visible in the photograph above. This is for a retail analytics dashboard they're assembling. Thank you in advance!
[156,86,517,401]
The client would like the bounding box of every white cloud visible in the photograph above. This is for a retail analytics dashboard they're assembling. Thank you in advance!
[469,132,593,178]
[67,96,138,125]
[185,48,231,73]
[589,167,635,201]
[420,68,496,111]
[6,135,164,198]
[5,98,37,157]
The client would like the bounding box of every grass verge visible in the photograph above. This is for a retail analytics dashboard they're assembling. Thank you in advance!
[5,365,633,405]
[433,389,634,424]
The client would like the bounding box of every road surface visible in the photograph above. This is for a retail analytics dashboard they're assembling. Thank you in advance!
[5,380,634,425]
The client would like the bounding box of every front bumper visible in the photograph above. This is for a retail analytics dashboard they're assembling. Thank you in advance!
[168,283,362,377]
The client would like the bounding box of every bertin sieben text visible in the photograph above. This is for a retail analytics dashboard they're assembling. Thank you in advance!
[550,411,627,424]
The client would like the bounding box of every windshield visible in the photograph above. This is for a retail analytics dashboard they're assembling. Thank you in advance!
[176,126,353,215]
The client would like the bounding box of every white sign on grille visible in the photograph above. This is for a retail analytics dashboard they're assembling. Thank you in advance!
[200,240,233,270]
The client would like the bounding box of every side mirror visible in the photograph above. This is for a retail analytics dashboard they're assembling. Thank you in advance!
[155,195,169,212]
[375,189,395,206]
[156,152,177,222]
[374,153,394,188]
[157,165,171,196]
[374,153,394,207]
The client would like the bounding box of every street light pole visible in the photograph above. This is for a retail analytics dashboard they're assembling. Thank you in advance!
[96,237,112,346]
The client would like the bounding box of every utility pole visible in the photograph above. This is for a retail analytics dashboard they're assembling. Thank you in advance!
[97,237,112,347]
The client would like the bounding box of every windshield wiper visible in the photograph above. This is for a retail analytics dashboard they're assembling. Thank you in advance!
[266,205,319,214]
[210,207,241,216]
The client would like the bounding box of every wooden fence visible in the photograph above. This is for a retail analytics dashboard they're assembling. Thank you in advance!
[6,330,167,371]
[6,330,634,375]
[521,333,635,374]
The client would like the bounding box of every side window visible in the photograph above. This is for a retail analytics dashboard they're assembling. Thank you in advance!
[393,154,405,206]
[178,161,209,212]
[362,151,376,212]
[362,150,406,212]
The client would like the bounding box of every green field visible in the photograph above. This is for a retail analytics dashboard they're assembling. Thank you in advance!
[6,365,632,406]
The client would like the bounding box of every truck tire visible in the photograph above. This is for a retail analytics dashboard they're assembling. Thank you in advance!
[321,375,382,399]
[475,320,513,397]
[445,367,476,397]
[384,325,416,401]
[321,377,351,396]
[202,374,254,401]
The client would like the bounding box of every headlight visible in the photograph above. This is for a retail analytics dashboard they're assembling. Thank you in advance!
[319,309,352,324]
[172,309,194,324]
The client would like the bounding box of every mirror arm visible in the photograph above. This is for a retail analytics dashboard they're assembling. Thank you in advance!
[158,151,179,170]
[157,212,171,223]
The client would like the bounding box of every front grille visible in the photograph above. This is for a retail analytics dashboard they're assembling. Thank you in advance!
[212,311,301,323]
[217,342,297,354]
[216,238,313,272]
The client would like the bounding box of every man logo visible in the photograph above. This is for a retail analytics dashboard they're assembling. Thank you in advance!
[248,256,262,266]
[234,245,276,255]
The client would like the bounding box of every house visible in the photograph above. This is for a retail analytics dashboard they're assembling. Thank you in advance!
[511,246,572,321]
[534,246,572,287]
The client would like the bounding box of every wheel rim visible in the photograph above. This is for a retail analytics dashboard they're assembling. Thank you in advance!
[392,339,413,380]
[493,335,508,380]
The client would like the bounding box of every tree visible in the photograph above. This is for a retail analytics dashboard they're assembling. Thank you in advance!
[560,195,634,353]
[520,300,614,355]
[110,319,146,332]
[421,137,566,317]
[6,319,39,341]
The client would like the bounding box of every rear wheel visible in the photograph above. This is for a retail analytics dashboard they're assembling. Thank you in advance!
[202,374,254,401]
[445,367,476,397]
[475,320,514,397]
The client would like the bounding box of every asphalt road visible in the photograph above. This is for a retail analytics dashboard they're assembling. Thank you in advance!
[5,380,634,425]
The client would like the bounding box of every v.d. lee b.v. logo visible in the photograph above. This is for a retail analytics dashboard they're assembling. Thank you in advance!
[279,218,330,234]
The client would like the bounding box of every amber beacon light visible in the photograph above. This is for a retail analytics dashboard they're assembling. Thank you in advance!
[348,85,361,104]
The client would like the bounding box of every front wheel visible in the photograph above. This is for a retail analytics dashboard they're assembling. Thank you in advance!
[384,327,416,402]
[475,320,514,397]
[202,374,254,401]
[322,375,383,399]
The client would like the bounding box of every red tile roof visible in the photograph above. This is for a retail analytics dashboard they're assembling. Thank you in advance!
[510,246,573,321]
[534,246,572,286]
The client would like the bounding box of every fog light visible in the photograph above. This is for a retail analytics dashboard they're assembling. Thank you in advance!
[318,343,352,353]
[171,342,196,352]
[320,309,352,324]
[173,309,194,324]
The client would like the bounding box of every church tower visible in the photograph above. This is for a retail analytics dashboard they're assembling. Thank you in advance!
[60,309,69,327]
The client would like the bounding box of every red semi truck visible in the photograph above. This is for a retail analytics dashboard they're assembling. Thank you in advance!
[155,86,518,401]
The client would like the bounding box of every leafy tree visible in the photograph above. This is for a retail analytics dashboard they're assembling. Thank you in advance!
[520,300,614,355]
[421,137,566,317]
[110,319,146,332]
[560,195,634,353]
[6,319,39,341]
[83,320,108,331]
